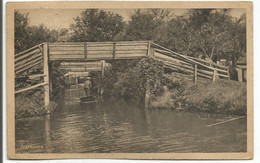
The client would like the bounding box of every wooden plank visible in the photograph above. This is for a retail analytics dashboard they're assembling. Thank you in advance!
[49,42,84,46]
[43,43,50,109]
[15,52,42,68]
[115,50,147,54]
[49,46,84,51]
[49,51,84,55]
[49,55,85,60]
[147,41,151,57]
[154,52,192,67]
[15,48,41,63]
[163,60,193,70]
[15,82,48,94]
[194,64,197,84]
[15,42,46,57]
[60,67,101,72]
[187,56,228,70]
[115,53,147,58]
[84,42,88,60]
[197,68,214,75]
[87,47,113,51]
[87,54,113,58]
[215,68,229,73]
[87,51,113,54]
[113,42,116,60]
[213,69,217,81]
[15,59,43,74]
[61,62,102,66]
[151,42,218,71]
[206,116,245,127]
[216,73,230,78]
[163,63,193,74]
[197,71,212,79]
[15,57,43,72]
[116,45,148,50]
[61,64,102,69]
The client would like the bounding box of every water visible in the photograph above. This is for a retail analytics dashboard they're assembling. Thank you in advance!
[15,84,247,153]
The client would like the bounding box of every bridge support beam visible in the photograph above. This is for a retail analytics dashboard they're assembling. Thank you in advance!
[145,82,150,108]
[213,69,217,82]
[43,43,50,113]
[194,64,197,84]
[98,60,105,95]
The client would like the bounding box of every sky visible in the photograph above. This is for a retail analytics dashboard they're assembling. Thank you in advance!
[18,8,246,30]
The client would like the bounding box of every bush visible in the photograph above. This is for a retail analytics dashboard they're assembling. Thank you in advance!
[102,58,164,102]
[186,79,247,115]
[15,89,57,119]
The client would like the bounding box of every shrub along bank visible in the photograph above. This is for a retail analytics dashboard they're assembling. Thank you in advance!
[15,89,57,119]
[15,61,67,119]
[151,74,247,116]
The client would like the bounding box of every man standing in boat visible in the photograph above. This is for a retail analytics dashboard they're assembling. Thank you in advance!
[84,76,92,97]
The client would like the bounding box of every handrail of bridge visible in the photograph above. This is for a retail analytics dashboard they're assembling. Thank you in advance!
[15,43,46,77]
[150,42,230,81]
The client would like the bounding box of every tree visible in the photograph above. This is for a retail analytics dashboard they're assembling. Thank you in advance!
[70,9,125,42]
[15,11,59,54]
[15,11,30,53]
[122,9,171,46]
[166,9,246,64]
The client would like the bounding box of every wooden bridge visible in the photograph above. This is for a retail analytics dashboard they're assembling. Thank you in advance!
[14,41,230,108]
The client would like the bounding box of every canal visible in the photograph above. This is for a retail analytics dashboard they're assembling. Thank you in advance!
[15,84,247,153]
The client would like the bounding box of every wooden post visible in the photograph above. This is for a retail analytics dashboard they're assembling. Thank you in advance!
[49,62,53,99]
[194,64,197,84]
[84,42,88,61]
[75,75,78,84]
[100,60,105,95]
[101,60,105,76]
[227,68,230,80]
[112,42,116,60]
[43,43,50,113]
[213,69,217,82]
[147,41,151,57]
[145,82,150,108]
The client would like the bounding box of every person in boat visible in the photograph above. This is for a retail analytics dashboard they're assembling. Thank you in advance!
[84,77,92,97]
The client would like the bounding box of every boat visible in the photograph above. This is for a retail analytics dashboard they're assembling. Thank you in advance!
[80,95,98,104]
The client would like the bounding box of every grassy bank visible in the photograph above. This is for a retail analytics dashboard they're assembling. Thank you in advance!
[151,75,247,116]
[15,89,57,119]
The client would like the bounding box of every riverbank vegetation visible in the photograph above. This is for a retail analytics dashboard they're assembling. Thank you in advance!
[15,89,57,119]
[102,58,164,102]
[151,74,247,115]
[101,58,246,116]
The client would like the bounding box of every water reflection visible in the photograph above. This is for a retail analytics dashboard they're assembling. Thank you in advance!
[15,85,247,153]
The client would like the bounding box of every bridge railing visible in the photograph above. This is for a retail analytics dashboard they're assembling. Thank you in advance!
[48,41,149,61]
[150,42,230,82]
[15,43,50,109]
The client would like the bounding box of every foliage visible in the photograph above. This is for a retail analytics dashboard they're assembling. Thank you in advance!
[151,74,189,110]
[50,61,69,100]
[167,9,246,64]
[118,9,246,68]
[186,79,247,115]
[151,74,246,115]
[102,58,164,102]
[70,9,125,42]
[15,89,57,119]
[118,9,171,45]
[15,11,68,54]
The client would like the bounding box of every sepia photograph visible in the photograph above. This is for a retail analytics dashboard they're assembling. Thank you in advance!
[6,1,253,160]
